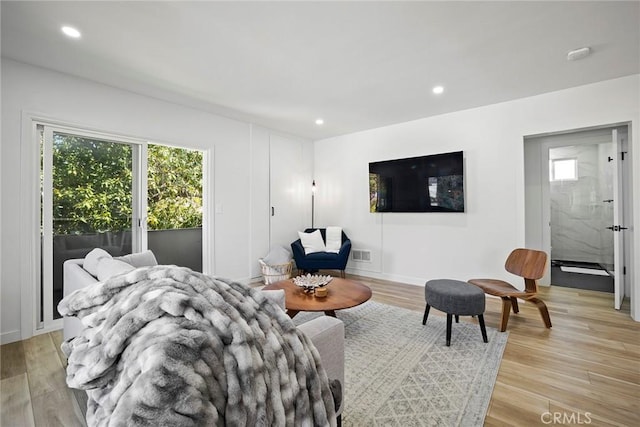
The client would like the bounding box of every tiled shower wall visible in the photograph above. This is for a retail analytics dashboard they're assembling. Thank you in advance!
[549,143,614,266]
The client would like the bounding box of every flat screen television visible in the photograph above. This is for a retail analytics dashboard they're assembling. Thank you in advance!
[369,151,464,213]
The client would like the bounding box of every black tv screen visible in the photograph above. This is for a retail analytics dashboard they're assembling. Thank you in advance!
[369,151,464,213]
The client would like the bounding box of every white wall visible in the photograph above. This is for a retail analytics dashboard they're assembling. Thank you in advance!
[314,74,640,320]
[0,59,311,343]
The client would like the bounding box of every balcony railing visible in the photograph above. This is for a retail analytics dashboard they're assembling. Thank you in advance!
[50,228,202,319]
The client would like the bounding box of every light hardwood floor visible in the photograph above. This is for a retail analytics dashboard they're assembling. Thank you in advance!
[1,275,639,426]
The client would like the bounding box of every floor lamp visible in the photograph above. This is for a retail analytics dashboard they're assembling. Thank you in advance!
[311,180,316,228]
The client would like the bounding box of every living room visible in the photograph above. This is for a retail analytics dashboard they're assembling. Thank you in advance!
[1,1,639,426]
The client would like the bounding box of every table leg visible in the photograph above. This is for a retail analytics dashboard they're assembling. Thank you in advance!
[287,310,299,318]
[325,310,337,317]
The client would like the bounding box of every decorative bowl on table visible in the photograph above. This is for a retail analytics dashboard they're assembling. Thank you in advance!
[293,274,333,294]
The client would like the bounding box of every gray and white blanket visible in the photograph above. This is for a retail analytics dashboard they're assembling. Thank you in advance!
[58,265,336,427]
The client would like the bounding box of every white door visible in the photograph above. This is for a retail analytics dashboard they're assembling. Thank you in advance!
[269,134,308,250]
[611,129,625,309]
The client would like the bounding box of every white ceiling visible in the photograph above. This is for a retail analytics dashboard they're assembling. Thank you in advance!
[2,1,639,140]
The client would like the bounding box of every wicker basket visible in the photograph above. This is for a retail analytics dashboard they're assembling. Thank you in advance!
[259,259,293,285]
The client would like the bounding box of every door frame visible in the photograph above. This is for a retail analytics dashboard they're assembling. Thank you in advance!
[524,122,632,306]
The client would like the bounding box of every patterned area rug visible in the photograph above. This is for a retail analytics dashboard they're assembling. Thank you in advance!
[294,301,508,427]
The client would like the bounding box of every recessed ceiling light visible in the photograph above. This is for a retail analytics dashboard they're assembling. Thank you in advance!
[315,118,324,125]
[432,86,444,95]
[61,26,81,39]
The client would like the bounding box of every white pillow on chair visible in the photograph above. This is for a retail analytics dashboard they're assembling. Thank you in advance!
[298,230,326,254]
[325,226,343,254]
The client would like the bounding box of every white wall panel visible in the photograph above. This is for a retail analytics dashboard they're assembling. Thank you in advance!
[249,125,271,279]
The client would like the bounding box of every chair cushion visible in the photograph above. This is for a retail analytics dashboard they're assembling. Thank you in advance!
[304,251,340,261]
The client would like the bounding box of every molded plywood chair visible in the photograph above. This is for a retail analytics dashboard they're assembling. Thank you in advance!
[468,248,551,332]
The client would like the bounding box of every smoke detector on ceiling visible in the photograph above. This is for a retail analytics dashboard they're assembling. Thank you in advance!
[567,47,591,61]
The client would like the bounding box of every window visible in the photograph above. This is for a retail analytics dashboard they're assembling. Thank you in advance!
[550,158,577,181]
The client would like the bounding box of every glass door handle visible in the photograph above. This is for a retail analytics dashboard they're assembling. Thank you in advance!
[607,225,629,231]
[602,199,613,203]
[136,217,148,229]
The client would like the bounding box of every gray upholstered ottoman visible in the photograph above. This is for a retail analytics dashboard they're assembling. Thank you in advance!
[422,279,488,346]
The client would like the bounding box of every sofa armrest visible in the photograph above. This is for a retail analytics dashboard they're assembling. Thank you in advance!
[338,239,351,256]
[261,289,286,311]
[297,316,345,415]
[336,239,352,269]
[63,259,99,340]
[63,259,98,296]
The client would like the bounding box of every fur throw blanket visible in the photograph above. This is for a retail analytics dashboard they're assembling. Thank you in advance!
[58,265,337,426]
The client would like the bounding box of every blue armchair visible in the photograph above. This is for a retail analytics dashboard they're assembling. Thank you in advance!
[291,228,352,278]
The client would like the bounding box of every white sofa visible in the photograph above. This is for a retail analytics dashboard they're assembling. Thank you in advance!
[62,251,345,419]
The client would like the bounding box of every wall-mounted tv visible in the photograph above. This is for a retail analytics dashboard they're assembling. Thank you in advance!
[369,151,464,213]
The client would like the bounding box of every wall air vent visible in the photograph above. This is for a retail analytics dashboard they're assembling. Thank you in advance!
[352,250,372,263]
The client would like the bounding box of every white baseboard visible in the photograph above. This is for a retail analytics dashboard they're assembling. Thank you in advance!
[345,268,426,287]
[1,329,22,345]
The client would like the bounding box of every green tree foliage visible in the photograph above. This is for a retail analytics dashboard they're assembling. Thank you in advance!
[52,135,133,234]
[51,134,202,234]
[147,144,202,230]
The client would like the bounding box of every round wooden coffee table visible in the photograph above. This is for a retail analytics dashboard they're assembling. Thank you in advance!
[263,277,372,318]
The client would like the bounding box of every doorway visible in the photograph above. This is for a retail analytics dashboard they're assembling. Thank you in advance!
[524,124,631,309]
[548,144,615,293]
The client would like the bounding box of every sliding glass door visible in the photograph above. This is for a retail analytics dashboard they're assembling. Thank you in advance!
[146,144,203,272]
[39,125,205,331]
[40,126,141,328]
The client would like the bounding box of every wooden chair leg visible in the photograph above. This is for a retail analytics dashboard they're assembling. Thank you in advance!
[478,314,488,343]
[499,297,512,332]
[510,297,519,313]
[529,297,552,328]
[422,304,431,325]
[446,313,452,346]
